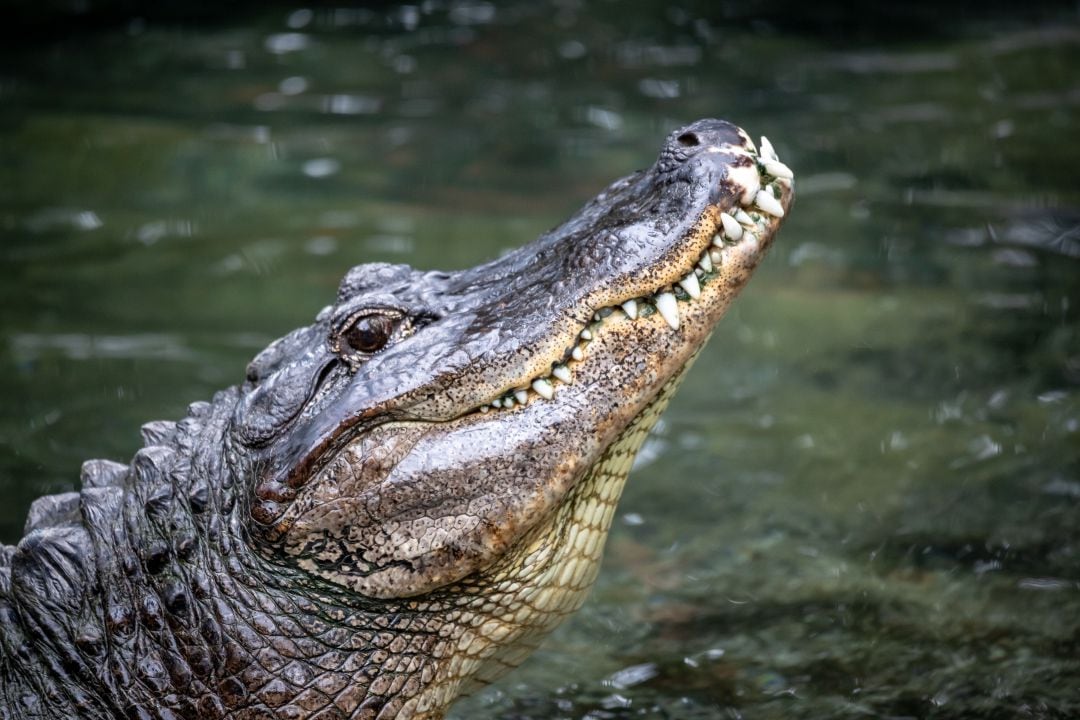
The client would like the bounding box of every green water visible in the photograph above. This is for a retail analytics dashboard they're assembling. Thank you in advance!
[2,2,1078,717]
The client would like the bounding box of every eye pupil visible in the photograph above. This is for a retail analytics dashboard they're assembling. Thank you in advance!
[342,315,394,354]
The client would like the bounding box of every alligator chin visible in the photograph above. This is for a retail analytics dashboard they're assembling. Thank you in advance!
[1,119,793,720]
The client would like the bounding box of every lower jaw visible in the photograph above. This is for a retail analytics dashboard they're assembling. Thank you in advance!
[421,355,704,714]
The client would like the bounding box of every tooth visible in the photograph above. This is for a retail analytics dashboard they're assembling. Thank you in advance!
[698,253,713,272]
[678,272,701,300]
[580,328,592,340]
[514,389,529,405]
[709,248,723,265]
[735,209,753,225]
[571,346,584,362]
[593,312,602,322]
[744,230,760,253]
[711,232,724,248]
[531,378,555,400]
[492,398,503,408]
[760,135,778,161]
[654,292,679,330]
[480,405,490,413]
[726,162,761,205]
[503,396,514,408]
[552,364,572,384]
[620,299,638,319]
[763,159,793,179]
[720,211,743,241]
[754,189,785,217]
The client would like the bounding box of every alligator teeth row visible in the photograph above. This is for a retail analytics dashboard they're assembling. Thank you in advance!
[477,136,792,414]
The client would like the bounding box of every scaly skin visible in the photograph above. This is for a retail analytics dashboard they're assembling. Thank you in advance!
[0,119,793,719]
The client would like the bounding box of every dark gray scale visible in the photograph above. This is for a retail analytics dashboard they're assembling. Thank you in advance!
[77,486,136,640]
[0,544,14,596]
[115,421,221,708]
[22,493,82,535]
[140,420,177,447]
[79,459,129,489]
[130,446,176,493]
[10,526,97,624]
[5,523,123,719]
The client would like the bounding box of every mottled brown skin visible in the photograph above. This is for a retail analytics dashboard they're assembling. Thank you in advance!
[0,119,792,719]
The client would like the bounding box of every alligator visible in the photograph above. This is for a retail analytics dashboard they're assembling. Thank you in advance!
[0,119,793,719]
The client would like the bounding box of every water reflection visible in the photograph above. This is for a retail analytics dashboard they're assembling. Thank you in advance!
[10,333,197,363]
[23,207,103,233]
[300,157,340,177]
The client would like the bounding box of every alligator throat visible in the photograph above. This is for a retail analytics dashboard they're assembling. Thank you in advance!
[0,119,793,720]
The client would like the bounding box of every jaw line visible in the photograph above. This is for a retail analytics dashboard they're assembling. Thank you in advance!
[472,151,792,417]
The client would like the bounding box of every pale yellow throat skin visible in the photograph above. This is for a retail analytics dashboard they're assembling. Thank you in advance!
[400,358,696,719]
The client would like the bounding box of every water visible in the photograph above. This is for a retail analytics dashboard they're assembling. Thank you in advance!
[2,2,1078,717]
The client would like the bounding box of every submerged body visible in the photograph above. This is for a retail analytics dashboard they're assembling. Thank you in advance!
[0,120,793,719]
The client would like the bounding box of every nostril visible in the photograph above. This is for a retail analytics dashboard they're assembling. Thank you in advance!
[677,132,701,147]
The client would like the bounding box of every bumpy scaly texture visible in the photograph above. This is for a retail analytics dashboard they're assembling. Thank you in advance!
[0,119,793,719]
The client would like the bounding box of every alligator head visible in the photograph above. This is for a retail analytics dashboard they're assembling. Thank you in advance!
[0,119,792,719]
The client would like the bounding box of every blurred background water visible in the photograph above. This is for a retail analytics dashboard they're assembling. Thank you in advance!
[1,1,1078,717]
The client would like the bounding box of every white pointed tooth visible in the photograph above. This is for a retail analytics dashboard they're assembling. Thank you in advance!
[531,378,555,400]
[763,159,793,180]
[720,211,743,241]
[744,229,760,253]
[492,398,503,408]
[735,209,753,225]
[480,404,490,413]
[552,364,572,384]
[514,389,529,405]
[709,248,723,265]
[726,162,762,205]
[580,328,592,340]
[503,396,514,408]
[698,252,713,272]
[571,345,584,362]
[760,135,778,161]
[754,189,785,217]
[654,292,679,330]
[711,232,725,248]
[678,272,701,300]
[620,299,638,320]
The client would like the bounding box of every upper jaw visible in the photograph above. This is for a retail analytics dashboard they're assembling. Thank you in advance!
[386,119,789,410]
[246,118,793,498]
[413,118,794,416]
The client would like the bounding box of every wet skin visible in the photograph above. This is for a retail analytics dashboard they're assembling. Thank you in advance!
[0,119,793,719]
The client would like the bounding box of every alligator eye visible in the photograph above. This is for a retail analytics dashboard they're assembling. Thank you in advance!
[343,314,395,354]
[331,310,411,367]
